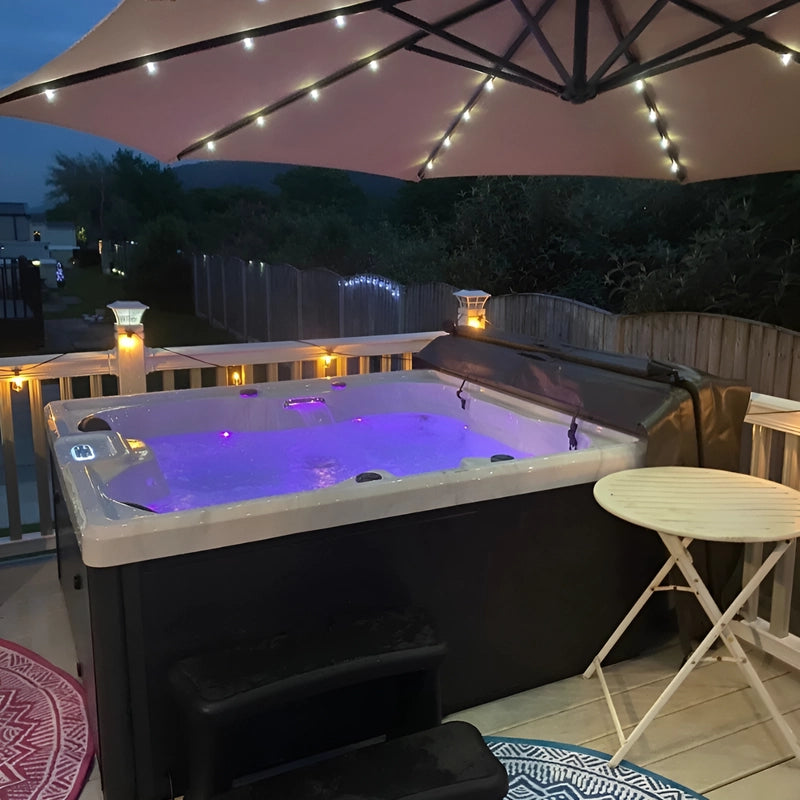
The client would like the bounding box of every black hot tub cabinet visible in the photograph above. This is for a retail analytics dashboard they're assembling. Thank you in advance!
[51,330,750,800]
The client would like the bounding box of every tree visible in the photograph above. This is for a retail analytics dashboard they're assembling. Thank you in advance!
[46,152,110,245]
[126,215,192,310]
[273,167,368,218]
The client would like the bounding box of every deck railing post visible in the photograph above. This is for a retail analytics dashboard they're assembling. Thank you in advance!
[108,301,149,396]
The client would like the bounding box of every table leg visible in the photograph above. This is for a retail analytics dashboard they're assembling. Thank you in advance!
[583,537,692,680]
[664,534,800,763]
[606,535,799,767]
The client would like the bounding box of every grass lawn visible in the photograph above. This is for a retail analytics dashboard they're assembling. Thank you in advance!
[47,265,240,347]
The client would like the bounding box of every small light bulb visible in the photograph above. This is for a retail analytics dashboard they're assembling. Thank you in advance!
[369,60,379,72]
[462,109,471,121]
[335,15,345,28]
[243,37,254,50]
[670,160,679,173]
[11,376,24,392]
[322,355,332,367]
[443,136,452,148]
[146,62,158,75]
[310,88,320,100]
[634,80,645,93]
[231,371,241,386]
[256,115,265,127]
[426,160,434,171]
[781,52,792,66]
[660,136,669,149]
[44,88,56,101]
[485,78,495,91]
[206,141,216,151]
[648,108,658,122]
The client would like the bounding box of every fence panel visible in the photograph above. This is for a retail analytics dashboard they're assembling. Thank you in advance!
[268,264,301,341]
[193,255,210,320]
[301,269,342,339]
[342,276,403,337]
[404,283,458,333]
[245,261,268,341]
[224,257,246,340]
[208,255,226,330]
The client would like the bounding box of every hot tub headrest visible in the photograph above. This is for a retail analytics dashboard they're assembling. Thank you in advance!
[415,327,750,471]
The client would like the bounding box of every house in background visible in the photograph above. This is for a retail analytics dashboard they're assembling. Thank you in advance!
[1,202,77,262]
[0,202,77,289]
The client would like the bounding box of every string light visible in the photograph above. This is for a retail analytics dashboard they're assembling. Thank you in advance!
[310,88,320,100]
[44,89,56,101]
[146,62,158,75]
[632,79,685,180]
[342,276,401,299]
[335,15,346,28]
[781,52,793,66]
[369,60,379,72]
[11,370,25,392]
[419,71,499,177]
[256,115,265,127]
[243,37,254,51]
[206,141,216,151]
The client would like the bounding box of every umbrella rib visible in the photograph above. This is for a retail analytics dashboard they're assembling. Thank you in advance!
[572,0,590,97]
[669,0,800,55]
[587,0,668,87]
[384,3,547,87]
[509,0,572,87]
[598,0,800,93]
[417,24,535,179]
[0,0,412,106]
[407,44,561,94]
[174,0,507,161]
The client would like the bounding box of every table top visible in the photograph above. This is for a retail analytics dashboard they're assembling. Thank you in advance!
[594,467,800,543]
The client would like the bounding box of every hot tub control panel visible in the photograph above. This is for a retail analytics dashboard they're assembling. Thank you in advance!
[60,433,122,463]
[70,444,96,461]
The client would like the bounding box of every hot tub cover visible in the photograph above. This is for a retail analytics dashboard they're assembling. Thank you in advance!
[415,327,751,472]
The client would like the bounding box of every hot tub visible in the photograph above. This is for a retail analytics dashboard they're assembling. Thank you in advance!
[48,369,645,568]
[49,334,750,800]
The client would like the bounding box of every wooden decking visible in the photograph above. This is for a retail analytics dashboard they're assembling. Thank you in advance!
[2,554,798,799]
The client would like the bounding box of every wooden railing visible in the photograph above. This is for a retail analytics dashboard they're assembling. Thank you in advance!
[731,393,800,666]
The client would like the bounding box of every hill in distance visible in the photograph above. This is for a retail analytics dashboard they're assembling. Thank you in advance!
[172,161,405,199]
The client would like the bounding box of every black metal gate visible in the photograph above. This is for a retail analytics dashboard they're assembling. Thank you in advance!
[0,257,44,353]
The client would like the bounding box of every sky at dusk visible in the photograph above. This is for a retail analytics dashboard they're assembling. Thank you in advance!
[0,1,139,209]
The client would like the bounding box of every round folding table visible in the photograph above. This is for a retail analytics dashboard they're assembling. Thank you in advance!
[585,466,800,767]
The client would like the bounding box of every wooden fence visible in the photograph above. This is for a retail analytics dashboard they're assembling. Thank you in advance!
[193,255,459,340]
[194,256,800,400]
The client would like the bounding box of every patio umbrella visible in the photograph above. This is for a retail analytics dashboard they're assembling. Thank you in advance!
[1,0,799,184]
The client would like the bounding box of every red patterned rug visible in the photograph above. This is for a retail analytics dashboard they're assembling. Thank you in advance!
[0,639,94,800]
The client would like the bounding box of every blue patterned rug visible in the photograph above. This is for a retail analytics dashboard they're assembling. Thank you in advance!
[486,737,707,799]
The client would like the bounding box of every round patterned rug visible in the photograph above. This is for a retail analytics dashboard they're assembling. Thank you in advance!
[0,638,94,800]
[486,737,707,799]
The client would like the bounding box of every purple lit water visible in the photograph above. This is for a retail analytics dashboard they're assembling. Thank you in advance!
[132,412,534,513]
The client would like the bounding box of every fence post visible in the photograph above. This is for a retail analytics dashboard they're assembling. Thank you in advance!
[108,301,149,396]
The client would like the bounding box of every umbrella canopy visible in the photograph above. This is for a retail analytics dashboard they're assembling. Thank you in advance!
[1,0,799,183]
